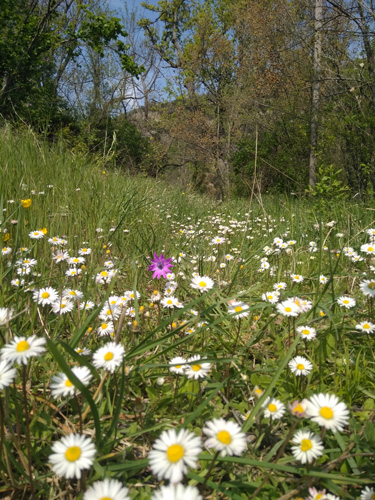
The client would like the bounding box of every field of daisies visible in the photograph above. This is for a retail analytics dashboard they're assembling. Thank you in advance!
[0,127,375,500]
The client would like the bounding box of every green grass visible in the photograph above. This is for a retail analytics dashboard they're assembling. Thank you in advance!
[0,125,375,499]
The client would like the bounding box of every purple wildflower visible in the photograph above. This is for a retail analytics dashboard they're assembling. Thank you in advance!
[148,253,173,279]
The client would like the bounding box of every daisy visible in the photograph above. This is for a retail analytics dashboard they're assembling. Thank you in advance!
[66,267,81,277]
[32,287,59,306]
[161,296,180,309]
[53,250,69,262]
[359,280,375,297]
[307,487,327,500]
[83,479,130,500]
[152,484,202,500]
[29,230,44,239]
[273,282,287,290]
[296,325,317,341]
[169,357,187,375]
[185,355,211,379]
[62,289,84,301]
[212,236,225,245]
[49,433,96,479]
[0,307,13,326]
[92,342,125,373]
[95,270,116,284]
[337,296,356,309]
[360,486,375,500]
[288,356,313,376]
[360,243,375,255]
[262,291,280,304]
[80,301,95,311]
[356,321,375,334]
[1,335,46,365]
[99,306,121,321]
[227,300,250,318]
[148,428,202,483]
[75,347,91,356]
[190,275,214,292]
[97,322,115,337]
[291,274,304,283]
[1,247,11,256]
[306,393,349,432]
[79,247,92,256]
[203,418,247,456]
[263,397,286,419]
[289,399,308,418]
[291,430,324,464]
[51,299,74,315]
[0,359,17,389]
[50,366,92,399]
[68,256,85,266]
[276,300,300,317]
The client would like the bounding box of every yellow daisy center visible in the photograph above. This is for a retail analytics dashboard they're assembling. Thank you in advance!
[65,446,81,462]
[65,380,73,387]
[297,363,305,370]
[363,323,370,329]
[192,364,201,371]
[293,404,304,414]
[295,275,300,279]
[217,430,232,444]
[175,365,182,369]
[104,352,114,361]
[101,271,108,277]
[255,389,262,394]
[99,497,112,500]
[320,406,334,419]
[285,307,292,312]
[369,282,375,289]
[316,495,323,500]
[302,329,310,335]
[199,281,206,287]
[268,403,277,413]
[167,300,173,304]
[16,341,30,352]
[82,248,87,252]
[368,247,374,252]
[101,323,108,330]
[343,299,349,304]
[166,444,184,463]
[300,439,312,452]
[41,292,50,299]
[267,295,273,299]
[234,306,243,312]
[70,291,76,295]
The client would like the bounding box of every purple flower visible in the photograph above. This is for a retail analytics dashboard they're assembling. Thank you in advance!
[148,253,173,279]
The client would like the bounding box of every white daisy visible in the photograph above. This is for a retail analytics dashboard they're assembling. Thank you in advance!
[356,321,375,334]
[276,300,300,317]
[152,484,202,500]
[169,357,187,375]
[0,359,17,389]
[291,274,304,283]
[359,280,375,297]
[291,430,324,464]
[80,301,95,311]
[1,335,46,365]
[50,366,92,399]
[288,356,313,376]
[203,418,247,456]
[337,296,356,309]
[83,478,130,500]
[29,230,45,240]
[161,296,180,309]
[66,267,82,277]
[227,300,250,319]
[97,321,115,337]
[51,299,74,315]
[273,282,287,290]
[262,291,280,304]
[49,433,96,479]
[92,342,125,373]
[360,243,375,255]
[0,307,13,326]
[306,393,349,432]
[190,275,214,292]
[360,486,375,500]
[32,287,59,306]
[79,247,92,256]
[262,397,286,419]
[185,355,211,379]
[148,428,202,483]
[296,325,317,341]
[62,289,84,301]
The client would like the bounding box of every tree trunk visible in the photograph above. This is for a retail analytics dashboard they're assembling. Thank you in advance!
[309,0,324,188]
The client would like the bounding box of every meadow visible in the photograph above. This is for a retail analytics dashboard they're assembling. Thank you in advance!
[0,126,375,500]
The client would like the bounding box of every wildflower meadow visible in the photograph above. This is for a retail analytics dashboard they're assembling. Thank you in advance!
[1,128,375,499]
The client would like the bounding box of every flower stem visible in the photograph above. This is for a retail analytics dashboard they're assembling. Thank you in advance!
[22,365,34,498]
[203,450,220,488]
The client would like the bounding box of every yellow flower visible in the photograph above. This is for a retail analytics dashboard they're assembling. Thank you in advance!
[3,233,10,242]
[21,199,31,208]
[42,227,48,235]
